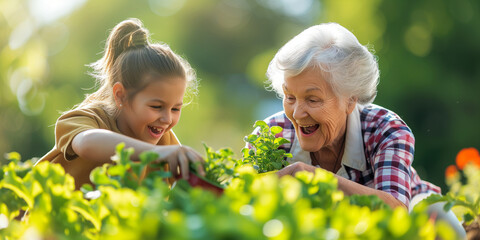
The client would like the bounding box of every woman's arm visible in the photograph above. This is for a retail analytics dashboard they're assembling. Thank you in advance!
[72,129,205,179]
[276,162,407,209]
[335,174,406,209]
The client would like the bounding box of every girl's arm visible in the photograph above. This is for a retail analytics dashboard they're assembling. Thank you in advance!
[275,162,406,209]
[72,129,205,179]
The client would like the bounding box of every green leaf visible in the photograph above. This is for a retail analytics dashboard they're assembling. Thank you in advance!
[443,201,455,212]
[463,212,475,224]
[254,120,268,129]
[258,144,269,151]
[274,138,290,147]
[4,152,21,163]
[139,151,159,165]
[423,194,445,204]
[271,162,282,170]
[388,208,411,237]
[90,166,120,188]
[2,169,33,208]
[245,134,259,143]
[70,198,101,231]
[149,170,172,179]
[107,164,127,177]
[349,194,388,210]
[270,126,283,135]
[80,184,94,193]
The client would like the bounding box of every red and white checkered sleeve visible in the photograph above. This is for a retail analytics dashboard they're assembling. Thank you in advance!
[371,119,415,208]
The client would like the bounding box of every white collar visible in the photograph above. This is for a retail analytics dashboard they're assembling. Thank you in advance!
[341,104,367,171]
[287,104,367,176]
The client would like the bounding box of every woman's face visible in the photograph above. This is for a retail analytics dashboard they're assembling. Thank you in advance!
[116,76,186,145]
[283,67,355,152]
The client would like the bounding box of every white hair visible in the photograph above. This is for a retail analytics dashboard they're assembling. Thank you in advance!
[266,23,379,104]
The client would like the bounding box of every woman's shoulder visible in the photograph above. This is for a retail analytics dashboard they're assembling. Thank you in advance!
[263,111,294,129]
[359,104,414,155]
[359,104,412,133]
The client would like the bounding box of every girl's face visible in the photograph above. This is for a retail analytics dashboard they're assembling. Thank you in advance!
[116,76,186,145]
[282,67,355,152]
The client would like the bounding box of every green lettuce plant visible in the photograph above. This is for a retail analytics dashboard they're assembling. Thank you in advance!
[242,120,292,173]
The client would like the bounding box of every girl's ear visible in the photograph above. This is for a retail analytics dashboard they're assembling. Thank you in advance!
[113,82,126,107]
[346,96,357,115]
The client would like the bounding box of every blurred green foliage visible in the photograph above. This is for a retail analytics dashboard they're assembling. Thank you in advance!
[1,0,479,191]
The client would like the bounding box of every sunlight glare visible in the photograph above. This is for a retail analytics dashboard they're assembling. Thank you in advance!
[27,0,87,24]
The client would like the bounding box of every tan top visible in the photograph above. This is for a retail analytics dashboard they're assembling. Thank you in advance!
[37,107,179,189]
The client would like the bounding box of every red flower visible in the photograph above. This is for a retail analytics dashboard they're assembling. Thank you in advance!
[445,165,458,179]
[455,147,480,170]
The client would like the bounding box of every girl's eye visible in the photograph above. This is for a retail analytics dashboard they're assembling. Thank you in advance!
[151,106,162,109]
[172,108,181,112]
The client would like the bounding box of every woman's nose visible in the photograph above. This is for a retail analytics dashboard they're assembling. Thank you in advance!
[292,102,307,120]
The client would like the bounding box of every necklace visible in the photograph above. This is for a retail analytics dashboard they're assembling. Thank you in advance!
[310,136,345,173]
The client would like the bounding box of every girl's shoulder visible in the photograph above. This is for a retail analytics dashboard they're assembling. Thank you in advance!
[56,106,116,131]
[58,106,110,121]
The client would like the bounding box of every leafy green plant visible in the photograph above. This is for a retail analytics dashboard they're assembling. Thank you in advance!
[201,144,241,187]
[86,143,171,192]
[0,122,459,240]
[0,152,32,221]
[189,121,291,190]
[422,147,480,239]
[241,120,292,173]
[426,171,480,221]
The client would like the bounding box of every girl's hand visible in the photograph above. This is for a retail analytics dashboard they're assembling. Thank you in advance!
[275,162,317,178]
[153,145,205,179]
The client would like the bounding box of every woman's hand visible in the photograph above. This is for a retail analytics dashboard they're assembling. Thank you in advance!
[153,145,206,180]
[276,162,317,178]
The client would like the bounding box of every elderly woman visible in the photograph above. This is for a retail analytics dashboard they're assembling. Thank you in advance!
[255,23,466,237]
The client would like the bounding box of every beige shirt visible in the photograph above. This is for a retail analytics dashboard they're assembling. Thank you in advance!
[37,107,179,189]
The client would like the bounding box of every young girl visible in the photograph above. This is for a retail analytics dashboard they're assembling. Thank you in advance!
[37,18,205,189]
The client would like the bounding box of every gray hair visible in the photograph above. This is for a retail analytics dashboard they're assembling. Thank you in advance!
[267,23,379,104]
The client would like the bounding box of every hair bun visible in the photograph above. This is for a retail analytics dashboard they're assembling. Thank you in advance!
[110,18,149,52]
[88,18,150,84]
[126,29,148,48]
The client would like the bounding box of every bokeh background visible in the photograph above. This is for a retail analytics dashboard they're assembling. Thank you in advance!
[1,0,479,191]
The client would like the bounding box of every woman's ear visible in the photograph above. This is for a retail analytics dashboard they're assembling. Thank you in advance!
[113,82,126,108]
[346,96,357,114]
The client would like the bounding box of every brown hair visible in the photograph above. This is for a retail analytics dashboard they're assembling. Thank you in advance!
[78,18,197,117]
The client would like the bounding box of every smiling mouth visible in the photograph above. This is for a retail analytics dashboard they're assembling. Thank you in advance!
[148,126,164,136]
[300,124,319,134]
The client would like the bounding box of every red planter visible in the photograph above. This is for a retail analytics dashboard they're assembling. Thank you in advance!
[187,172,224,196]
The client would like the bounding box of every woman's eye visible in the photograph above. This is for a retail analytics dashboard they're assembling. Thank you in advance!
[285,96,295,102]
[308,98,321,104]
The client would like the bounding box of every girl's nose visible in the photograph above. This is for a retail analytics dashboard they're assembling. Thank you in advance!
[159,111,172,124]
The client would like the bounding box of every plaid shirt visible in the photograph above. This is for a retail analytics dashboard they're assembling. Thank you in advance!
[254,104,441,207]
